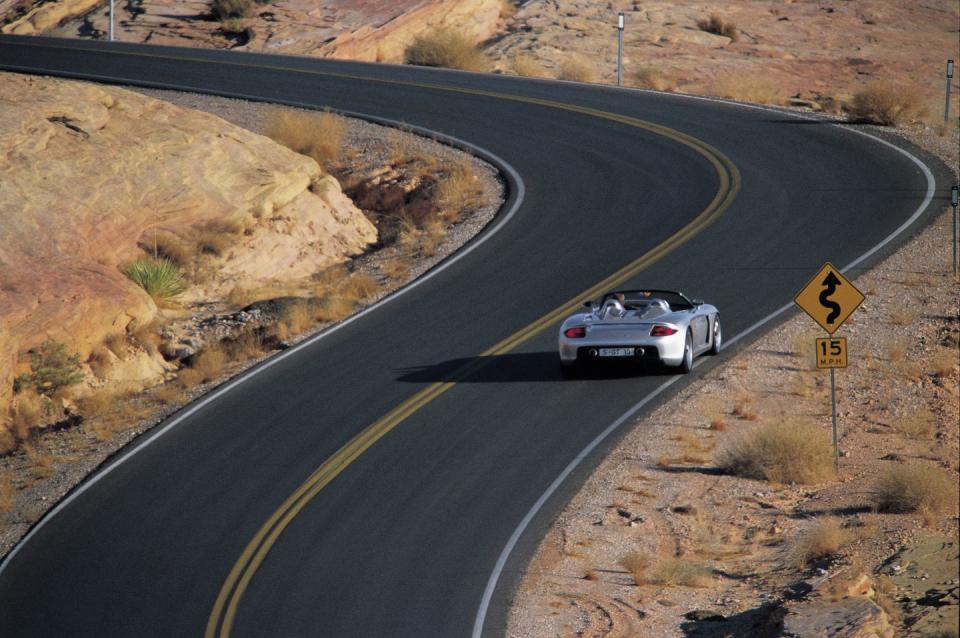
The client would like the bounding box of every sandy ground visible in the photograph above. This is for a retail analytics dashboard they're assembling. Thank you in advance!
[507,116,959,637]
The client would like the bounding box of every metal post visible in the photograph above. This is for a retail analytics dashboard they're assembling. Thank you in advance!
[952,185,958,277]
[617,13,624,87]
[830,366,839,472]
[945,59,954,128]
[108,0,114,41]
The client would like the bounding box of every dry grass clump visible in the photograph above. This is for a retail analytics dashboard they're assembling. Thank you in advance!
[931,348,958,378]
[889,306,920,325]
[152,383,183,405]
[651,557,713,587]
[893,408,935,440]
[790,517,846,567]
[558,56,598,83]
[436,160,483,222]
[404,28,491,72]
[211,0,251,19]
[77,388,119,419]
[848,82,925,126]
[10,390,53,440]
[340,273,379,303]
[314,296,355,323]
[710,75,784,105]
[381,258,411,282]
[716,419,834,484]
[265,108,347,168]
[178,346,228,388]
[631,67,675,92]
[511,53,546,78]
[873,463,955,514]
[0,427,16,456]
[620,552,652,585]
[696,13,739,41]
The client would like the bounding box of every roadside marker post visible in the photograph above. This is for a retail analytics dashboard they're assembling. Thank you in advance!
[796,264,864,471]
[946,59,954,129]
[616,13,625,87]
[951,185,958,277]
[109,0,114,41]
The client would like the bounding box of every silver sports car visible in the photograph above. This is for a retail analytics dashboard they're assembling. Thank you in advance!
[558,290,720,376]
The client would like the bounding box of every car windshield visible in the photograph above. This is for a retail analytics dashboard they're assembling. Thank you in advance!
[600,290,694,311]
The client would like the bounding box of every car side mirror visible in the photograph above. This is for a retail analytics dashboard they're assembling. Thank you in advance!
[691,299,704,306]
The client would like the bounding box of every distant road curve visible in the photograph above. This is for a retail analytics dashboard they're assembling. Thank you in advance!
[0,35,951,638]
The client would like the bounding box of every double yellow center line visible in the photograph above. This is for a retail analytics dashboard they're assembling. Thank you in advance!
[1,38,738,636]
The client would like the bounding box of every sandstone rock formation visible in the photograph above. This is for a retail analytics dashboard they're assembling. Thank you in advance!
[0,72,376,425]
[6,0,504,63]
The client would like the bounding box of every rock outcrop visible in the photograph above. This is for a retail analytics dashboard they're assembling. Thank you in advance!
[8,0,504,63]
[0,72,376,423]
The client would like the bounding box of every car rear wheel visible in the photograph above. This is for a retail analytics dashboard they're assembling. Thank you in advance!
[678,331,693,374]
[709,315,722,355]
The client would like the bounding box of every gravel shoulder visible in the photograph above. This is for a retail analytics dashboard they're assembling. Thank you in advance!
[507,117,959,637]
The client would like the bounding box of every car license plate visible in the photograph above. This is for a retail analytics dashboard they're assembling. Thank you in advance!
[599,347,634,357]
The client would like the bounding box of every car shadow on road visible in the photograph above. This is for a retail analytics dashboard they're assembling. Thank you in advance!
[396,351,675,384]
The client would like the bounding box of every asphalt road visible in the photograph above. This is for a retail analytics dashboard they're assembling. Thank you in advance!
[0,36,952,638]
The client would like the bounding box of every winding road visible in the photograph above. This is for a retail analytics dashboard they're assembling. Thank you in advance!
[0,35,952,638]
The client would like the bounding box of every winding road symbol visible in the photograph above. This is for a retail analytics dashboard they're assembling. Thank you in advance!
[794,263,865,334]
[819,271,843,325]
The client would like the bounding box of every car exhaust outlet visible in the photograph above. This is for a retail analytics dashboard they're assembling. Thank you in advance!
[588,348,598,357]
[634,348,645,357]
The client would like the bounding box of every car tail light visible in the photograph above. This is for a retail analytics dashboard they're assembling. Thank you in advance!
[564,326,586,338]
[650,325,677,337]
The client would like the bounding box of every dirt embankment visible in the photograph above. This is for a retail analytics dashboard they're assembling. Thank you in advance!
[2,0,506,62]
[0,72,376,437]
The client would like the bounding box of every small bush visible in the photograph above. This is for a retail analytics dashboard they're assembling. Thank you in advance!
[265,109,347,168]
[697,13,739,41]
[10,390,53,439]
[125,258,187,302]
[381,258,410,281]
[893,409,935,440]
[211,0,251,19]
[340,273,378,303]
[716,420,834,484]
[874,463,955,514]
[621,552,651,585]
[511,54,546,78]
[558,56,598,83]
[848,82,924,126]
[631,67,674,91]
[0,471,14,516]
[404,29,491,72]
[651,557,713,587]
[436,161,483,221]
[711,75,784,105]
[791,517,846,567]
[14,340,84,396]
[314,296,354,323]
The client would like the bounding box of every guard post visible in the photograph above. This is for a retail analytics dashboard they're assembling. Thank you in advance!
[617,13,625,86]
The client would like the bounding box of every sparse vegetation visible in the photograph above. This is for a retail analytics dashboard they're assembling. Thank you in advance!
[219,17,247,34]
[650,557,713,587]
[620,552,651,585]
[848,82,925,126]
[716,419,834,484]
[14,340,84,397]
[265,108,347,169]
[211,0,251,20]
[558,56,598,83]
[696,13,739,41]
[710,75,784,105]
[178,346,228,388]
[631,67,674,92]
[124,257,188,303]
[873,462,955,514]
[10,390,53,440]
[791,517,846,567]
[893,408,935,440]
[0,472,14,516]
[511,54,546,78]
[404,29,491,72]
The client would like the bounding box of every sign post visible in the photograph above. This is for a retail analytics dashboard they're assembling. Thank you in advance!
[946,59,954,129]
[795,264,864,471]
[617,13,625,86]
[952,185,958,277]
[109,0,114,41]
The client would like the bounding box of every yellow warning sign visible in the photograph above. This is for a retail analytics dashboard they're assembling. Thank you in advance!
[815,337,848,369]
[794,263,865,334]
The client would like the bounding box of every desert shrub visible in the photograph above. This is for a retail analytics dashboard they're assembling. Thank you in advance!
[651,557,713,587]
[211,0,251,19]
[404,29,490,72]
[873,463,955,514]
[265,109,346,168]
[558,56,598,83]
[381,258,410,281]
[716,420,834,484]
[631,66,674,91]
[436,161,483,221]
[498,0,516,19]
[848,82,924,126]
[697,13,739,41]
[125,258,187,302]
[219,17,248,34]
[0,471,14,515]
[10,390,53,439]
[340,273,378,302]
[511,54,546,78]
[620,552,651,585]
[711,75,784,105]
[14,340,84,396]
[791,517,846,567]
[0,427,16,456]
[314,296,354,323]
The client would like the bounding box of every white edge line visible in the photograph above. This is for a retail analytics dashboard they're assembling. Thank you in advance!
[0,67,526,577]
[471,106,940,638]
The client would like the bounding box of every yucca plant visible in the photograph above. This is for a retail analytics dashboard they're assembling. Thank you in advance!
[125,257,187,302]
